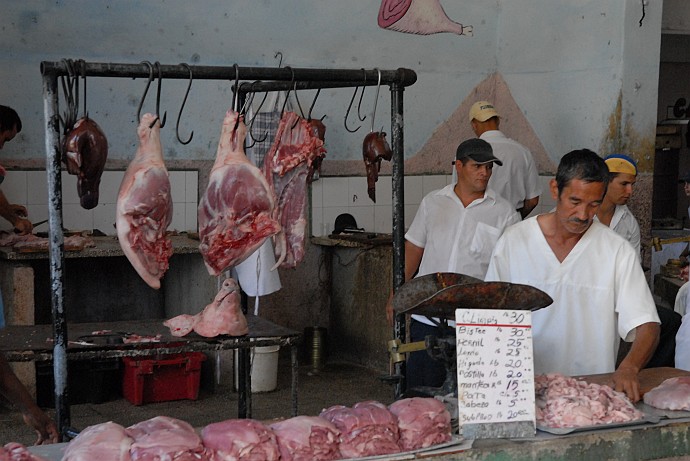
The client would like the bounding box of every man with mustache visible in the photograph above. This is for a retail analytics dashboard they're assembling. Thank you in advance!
[485,149,660,402]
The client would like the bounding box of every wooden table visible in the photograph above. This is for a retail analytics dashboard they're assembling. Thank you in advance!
[0,315,301,434]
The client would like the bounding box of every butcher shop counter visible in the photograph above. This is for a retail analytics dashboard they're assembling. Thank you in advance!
[0,315,301,419]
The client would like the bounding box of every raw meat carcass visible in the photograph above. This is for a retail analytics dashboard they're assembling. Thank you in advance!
[388,397,451,450]
[62,421,133,461]
[164,277,248,338]
[362,131,393,203]
[1,442,48,460]
[643,376,690,411]
[201,419,280,461]
[377,0,473,36]
[126,416,208,461]
[116,113,173,290]
[263,112,325,269]
[62,117,108,209]
[198,110,281,276]
[269,416,341,461]
[320,400,400,458]
[535,373,644,428]
[306,119,326,183]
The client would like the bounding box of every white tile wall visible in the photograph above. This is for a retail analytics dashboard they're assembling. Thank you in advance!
[0,170,198,235]
[310,174,556,236]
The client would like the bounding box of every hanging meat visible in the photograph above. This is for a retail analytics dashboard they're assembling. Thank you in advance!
[116,113,173,290]
[62,117,108,209]
[362,131,392,203]
[163,277,248,338]
[263,111,326,269]
[306,118,327,183]
[198,110,281,276]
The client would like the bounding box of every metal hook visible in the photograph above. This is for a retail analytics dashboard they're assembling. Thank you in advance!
[78,59,88,118]
[274,51,283,68]
[175,63,194,145]
[370,68,382,133]
[280,66,295,118]
[344,85,362,133]
[154,61,167,128]
[290,80,306,129]
[245,81,269,148]
[232,64,240,113]
[307,88,321,121]
[136,61,155,122]
[357,68,367,122]
[59,59,80,132]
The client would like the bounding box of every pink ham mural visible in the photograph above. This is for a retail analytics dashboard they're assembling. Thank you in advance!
[378,0,472,36]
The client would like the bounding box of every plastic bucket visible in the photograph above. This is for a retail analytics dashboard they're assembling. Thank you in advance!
[234,339,280,393]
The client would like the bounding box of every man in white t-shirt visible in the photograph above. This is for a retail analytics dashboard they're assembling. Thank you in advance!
[469,101,541,219]
[386,138,520,390]
[485,148,660,402]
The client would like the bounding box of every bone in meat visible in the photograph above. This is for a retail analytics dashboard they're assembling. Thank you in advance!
[62,117,108,209]
[269,416,341,461]
[198,110,281,276]
[116,114,173,290]
[164,277,248,338]
[201,419,280,461]
[388,397,451,450]
[377,0,473,36]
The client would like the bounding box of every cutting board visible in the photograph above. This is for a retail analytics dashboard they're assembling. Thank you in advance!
[577,367,690,396]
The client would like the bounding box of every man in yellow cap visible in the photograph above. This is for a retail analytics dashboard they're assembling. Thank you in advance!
[469,101,541,218]
[596,154,640,255]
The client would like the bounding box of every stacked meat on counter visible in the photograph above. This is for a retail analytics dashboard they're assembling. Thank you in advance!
[535,373,644,428]
[59,397,451,461]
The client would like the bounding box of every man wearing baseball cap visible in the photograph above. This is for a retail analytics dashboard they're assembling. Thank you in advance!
[385,138,519,391]
[469,101,541,219]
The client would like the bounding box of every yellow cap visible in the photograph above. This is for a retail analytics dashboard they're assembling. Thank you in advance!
[469,101,499,122]
[604,154,637,176]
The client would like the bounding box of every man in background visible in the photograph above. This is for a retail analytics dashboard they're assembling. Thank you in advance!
[0,105,57,444]
[469,101,541,218]
[386,138,519,390]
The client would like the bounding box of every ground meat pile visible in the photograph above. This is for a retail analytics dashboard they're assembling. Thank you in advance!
[535,373,644,428]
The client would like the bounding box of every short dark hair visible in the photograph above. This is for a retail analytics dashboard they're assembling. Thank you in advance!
[0,105,21,133]
[555,149,609,197]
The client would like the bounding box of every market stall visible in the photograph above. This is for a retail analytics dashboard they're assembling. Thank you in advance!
[38,60,417,438]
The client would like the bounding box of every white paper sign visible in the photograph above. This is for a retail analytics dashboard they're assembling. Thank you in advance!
[455,308,535,426]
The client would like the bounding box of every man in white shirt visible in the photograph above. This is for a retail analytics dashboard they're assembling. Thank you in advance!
[596,154,641,255]
[469,101,541,218]
[386,138,520,390]
[485,148,660,402]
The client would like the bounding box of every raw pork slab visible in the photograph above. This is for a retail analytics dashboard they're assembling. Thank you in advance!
[116,113,173,289]
[198,110,280,275]
[643,376,690,411]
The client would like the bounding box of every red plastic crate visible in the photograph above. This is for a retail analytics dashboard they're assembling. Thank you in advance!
[123,352,206,405]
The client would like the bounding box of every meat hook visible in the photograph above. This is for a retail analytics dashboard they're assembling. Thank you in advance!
[245,81,269,148]
[136,61,155,123]
[357,68,368,122]
[369,68,382,133]
[344,85,363,133]
[59,58,79,133]
[290,80,305,129]
[307,88,326,122]
[274,51,283,68]
[175,63,194,145]
[78,59,89,119]
[154,61,167,128]
[279,66,295,118]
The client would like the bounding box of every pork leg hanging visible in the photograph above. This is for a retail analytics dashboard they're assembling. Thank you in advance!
[116,113,173,290]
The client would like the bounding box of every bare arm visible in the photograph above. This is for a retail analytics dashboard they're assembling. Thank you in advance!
[0,354,58,444]
[611,322,660,402]
[385,241,424,326]
[518,196,539,219]
[0,189,32,235]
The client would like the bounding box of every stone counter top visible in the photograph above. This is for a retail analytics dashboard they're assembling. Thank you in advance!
[0,234,200,261]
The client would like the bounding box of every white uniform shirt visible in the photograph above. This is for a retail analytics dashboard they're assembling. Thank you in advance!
[406,185,520,326]
[593,205,641,257]
[485,218,660,376]
[480,130,541,210]
[676,308,690,370]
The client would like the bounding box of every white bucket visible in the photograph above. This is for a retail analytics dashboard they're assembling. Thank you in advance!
[234,340,280,393]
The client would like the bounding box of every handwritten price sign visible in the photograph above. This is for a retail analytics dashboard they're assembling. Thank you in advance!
[456,308,535,438]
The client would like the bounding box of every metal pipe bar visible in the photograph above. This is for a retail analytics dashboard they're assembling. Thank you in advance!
[42,71,70,440]
[237,80,393,94]
[390,83,407,399]
[41,61,417,88]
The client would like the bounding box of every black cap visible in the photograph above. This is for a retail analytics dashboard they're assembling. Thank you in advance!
[456,138,502,166]
[681,171,690,183]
